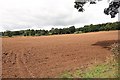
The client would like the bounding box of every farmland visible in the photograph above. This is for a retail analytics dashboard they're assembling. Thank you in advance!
[2,30,118,78]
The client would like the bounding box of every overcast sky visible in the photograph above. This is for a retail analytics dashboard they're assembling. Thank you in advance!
[0,0,118,32]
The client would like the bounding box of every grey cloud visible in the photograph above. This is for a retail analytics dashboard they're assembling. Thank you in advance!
[0,0,118,31]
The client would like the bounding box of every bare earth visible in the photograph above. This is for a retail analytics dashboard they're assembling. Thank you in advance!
[2,31,118,78]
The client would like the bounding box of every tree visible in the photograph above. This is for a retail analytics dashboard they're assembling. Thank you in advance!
[1,21,120,37]
[5,31,13,37]
[30,29,35,36]
[64,28,70,34]
[40,30,47,35]
[24,30,29,36]
[74,0,120,18]
[12,31,20,36]
[50,28,55,35]
[69,26,75,33]
[1,32,4,36]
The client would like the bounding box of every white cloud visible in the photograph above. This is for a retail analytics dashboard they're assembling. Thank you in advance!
[0,0,118,32]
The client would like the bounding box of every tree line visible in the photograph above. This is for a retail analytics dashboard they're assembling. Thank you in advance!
[2,21,120,37]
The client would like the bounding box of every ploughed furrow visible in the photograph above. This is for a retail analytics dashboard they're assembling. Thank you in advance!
[16,51,35,78]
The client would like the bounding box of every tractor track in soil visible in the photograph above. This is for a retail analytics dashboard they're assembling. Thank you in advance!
[16,51,35,78]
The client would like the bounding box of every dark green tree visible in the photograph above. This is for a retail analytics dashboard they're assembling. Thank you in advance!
[5,31,13,37]
[69,26,75,33]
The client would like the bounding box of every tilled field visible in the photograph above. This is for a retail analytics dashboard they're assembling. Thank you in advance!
[2,31,118,78]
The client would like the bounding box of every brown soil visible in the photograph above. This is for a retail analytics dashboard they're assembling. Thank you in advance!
[2,30,118,78]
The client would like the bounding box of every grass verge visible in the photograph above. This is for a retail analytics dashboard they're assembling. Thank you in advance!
[60,43,119,78]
